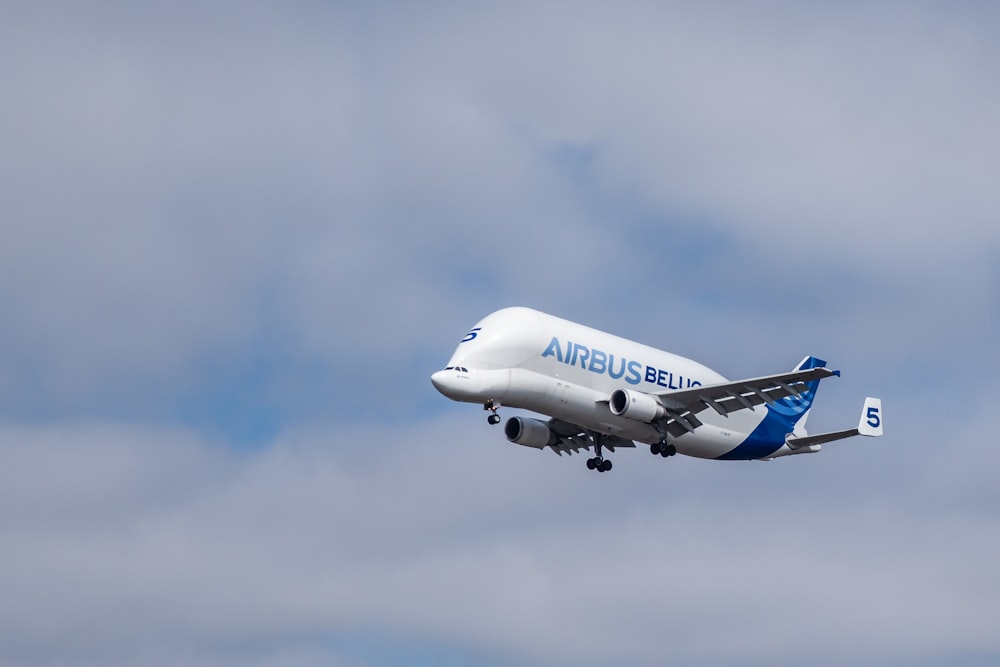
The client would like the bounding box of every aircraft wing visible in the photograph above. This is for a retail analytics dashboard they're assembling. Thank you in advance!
[546,418,635,456]
[650,366,840,438]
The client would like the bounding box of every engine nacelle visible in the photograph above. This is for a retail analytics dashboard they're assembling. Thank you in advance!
[504,416,557,449]
[609,389,666,422]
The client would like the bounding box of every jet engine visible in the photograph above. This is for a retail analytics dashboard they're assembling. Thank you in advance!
[504,416,557,449]
[609,389,666,422]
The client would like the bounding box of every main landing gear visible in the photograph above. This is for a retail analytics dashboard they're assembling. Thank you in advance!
[650,440,677,458]
[586,432,613,473]
[484,400,501,425]
[586,457,612,472]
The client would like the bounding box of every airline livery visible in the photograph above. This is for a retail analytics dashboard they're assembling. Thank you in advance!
[431,307,882,472]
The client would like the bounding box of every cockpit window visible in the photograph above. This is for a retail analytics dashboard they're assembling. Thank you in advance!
[443,366,469,373]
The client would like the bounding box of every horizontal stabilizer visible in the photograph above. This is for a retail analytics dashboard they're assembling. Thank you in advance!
[787,397,883,449]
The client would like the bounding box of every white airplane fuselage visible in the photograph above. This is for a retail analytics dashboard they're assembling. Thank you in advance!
[431,307,810,460]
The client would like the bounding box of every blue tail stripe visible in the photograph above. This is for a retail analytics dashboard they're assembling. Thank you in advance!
[715,356,825,460]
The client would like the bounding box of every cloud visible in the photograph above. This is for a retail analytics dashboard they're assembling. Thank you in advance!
[1,417,997,667]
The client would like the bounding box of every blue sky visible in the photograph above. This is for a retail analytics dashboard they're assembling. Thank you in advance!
[1,2,999,666]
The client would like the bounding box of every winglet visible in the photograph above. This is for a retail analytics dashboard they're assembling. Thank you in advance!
[858,397,883,437]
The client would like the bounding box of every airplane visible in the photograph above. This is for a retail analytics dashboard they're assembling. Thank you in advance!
[430,307,882,472]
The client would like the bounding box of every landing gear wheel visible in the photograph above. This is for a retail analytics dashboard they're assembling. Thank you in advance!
[661,444,677,457]
[650,442,661,456]
[587,431,613,473]
[587,457,611,472]
[483,400,501,425]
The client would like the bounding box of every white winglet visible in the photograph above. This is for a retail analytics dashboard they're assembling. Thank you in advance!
[858,397,883,437]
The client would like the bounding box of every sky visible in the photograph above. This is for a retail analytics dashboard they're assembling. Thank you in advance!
[1,1,999,665]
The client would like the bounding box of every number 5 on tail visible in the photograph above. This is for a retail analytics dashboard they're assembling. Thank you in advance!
[858,397,883,437]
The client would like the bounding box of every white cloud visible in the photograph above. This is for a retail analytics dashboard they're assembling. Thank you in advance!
[2,3,995,398]
[1,417,997,666]
[2,3,997,407]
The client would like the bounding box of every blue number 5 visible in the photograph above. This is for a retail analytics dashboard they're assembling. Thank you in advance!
[866,407,881,428]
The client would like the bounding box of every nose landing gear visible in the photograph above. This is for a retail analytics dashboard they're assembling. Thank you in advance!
[484,400,501,425]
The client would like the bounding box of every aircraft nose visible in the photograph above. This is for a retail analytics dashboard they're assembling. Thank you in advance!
[431,369,467,399]
[430,370,451,394]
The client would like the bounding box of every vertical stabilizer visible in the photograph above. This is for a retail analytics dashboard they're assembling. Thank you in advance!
[784,356,826,435]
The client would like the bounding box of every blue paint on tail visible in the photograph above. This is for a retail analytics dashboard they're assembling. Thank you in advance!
[716,356,826,460]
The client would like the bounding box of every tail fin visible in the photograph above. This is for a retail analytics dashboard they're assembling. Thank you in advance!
[782,356,827,435]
